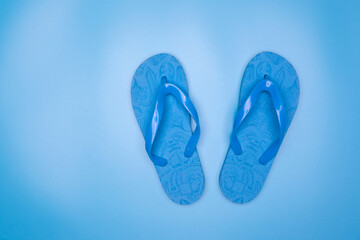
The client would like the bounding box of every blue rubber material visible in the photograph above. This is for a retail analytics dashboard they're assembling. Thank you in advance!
[131,53,205,205]
[219,51,300,203]
[145,80,200,167]
[230,77,288,165]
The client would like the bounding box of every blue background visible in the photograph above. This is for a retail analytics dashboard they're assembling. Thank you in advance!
[0,0,359,239]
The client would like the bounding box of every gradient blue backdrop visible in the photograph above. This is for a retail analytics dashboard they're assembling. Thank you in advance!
[0,0,359,239]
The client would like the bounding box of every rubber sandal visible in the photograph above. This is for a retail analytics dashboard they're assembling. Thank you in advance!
[219,51,300,203]
[131,53,205,205]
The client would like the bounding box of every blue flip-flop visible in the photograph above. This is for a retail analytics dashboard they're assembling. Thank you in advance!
[219,51,300,203]
[131,53,205,205]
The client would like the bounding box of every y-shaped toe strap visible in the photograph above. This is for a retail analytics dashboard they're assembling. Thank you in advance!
[145,78,200,167]
[230,75,287,165]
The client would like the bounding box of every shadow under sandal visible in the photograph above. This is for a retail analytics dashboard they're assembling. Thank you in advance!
[219,51,300,203]
[131,53,205,205]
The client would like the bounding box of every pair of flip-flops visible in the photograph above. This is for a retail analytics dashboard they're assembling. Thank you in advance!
[131,52,300,205]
